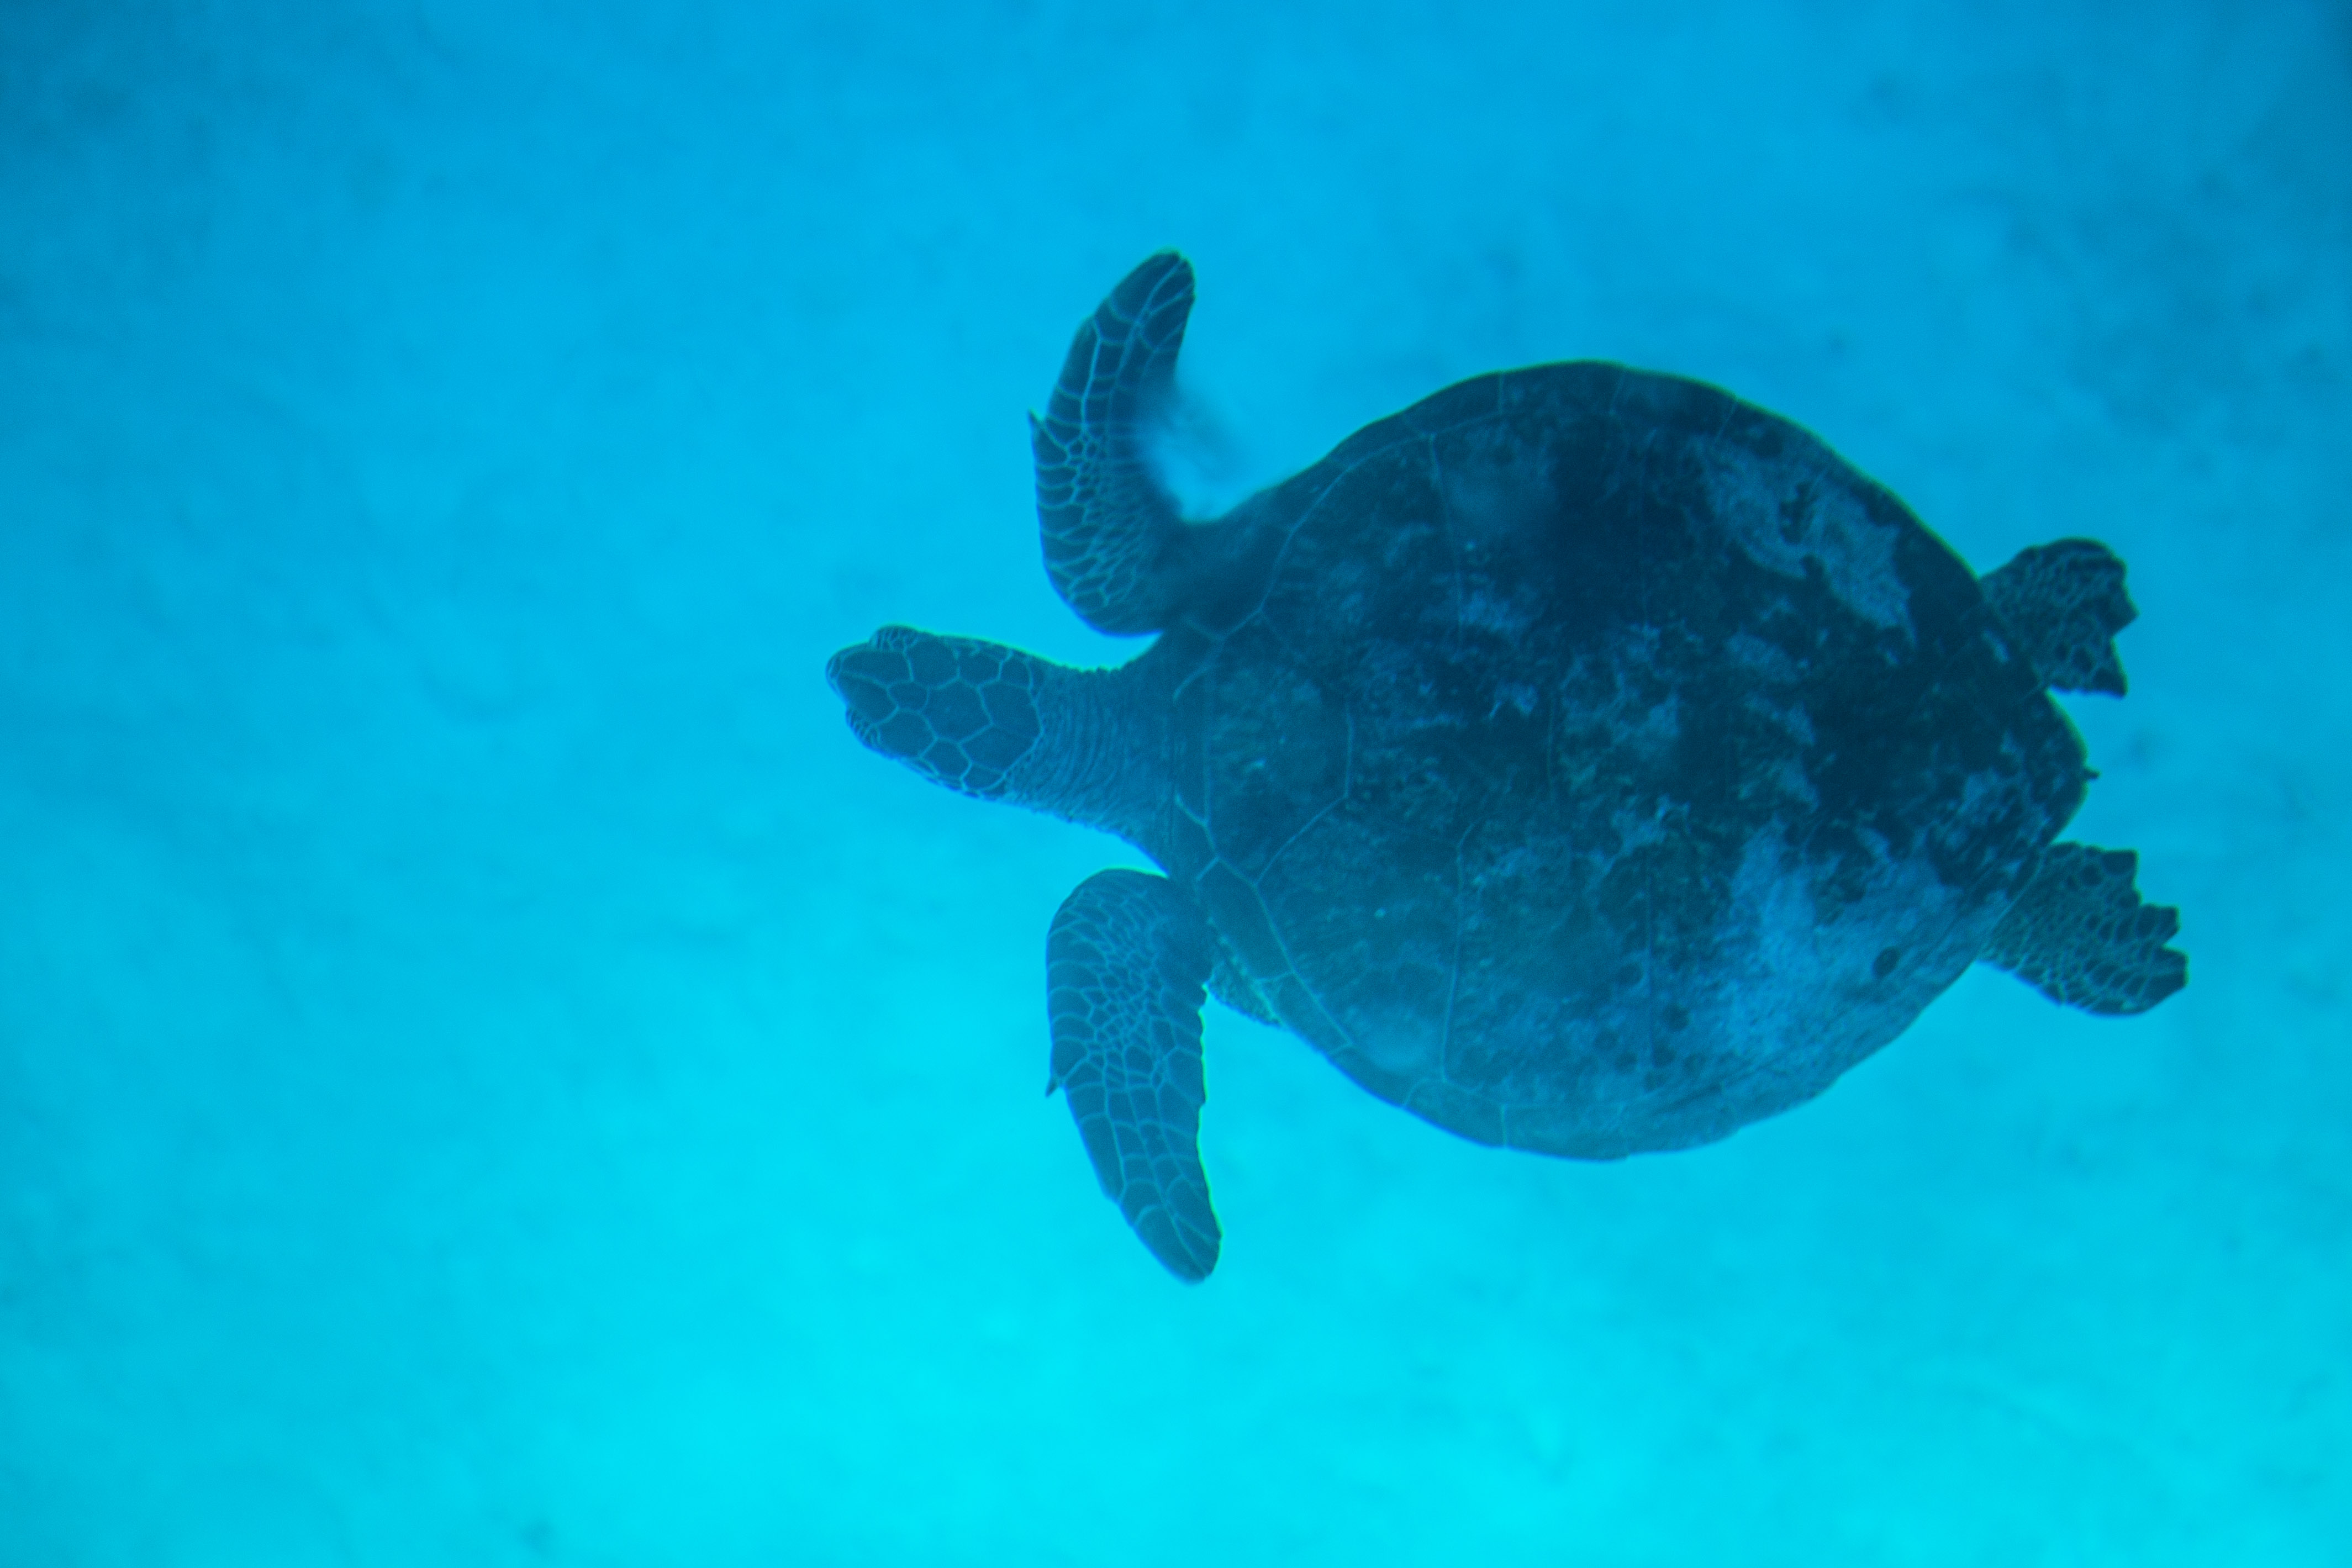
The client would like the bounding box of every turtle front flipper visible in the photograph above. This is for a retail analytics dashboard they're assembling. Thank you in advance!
[1045,869,1221,1280]
[1982,843,2187,1015]
[1030,252,1197,635]
[1981,538,2137,695]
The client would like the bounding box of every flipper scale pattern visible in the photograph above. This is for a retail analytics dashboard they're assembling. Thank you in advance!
[1046,869,1221,1280]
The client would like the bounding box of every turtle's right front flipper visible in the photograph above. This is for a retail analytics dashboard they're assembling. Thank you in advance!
[1031,251,1196,635]
[1046,869,1221,1281]
[1983,843,2187,1015]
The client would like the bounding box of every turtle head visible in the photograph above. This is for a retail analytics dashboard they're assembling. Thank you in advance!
[826,626,1048,803]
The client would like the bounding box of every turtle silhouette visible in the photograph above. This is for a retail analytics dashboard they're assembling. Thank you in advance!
[827,252,2186,1281]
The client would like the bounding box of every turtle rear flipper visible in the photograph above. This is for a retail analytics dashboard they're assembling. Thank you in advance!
[1030,251,1196,635]
[1046,869,1222,1281]
[1981,538,2137,695]
[1982,843,2187,1016]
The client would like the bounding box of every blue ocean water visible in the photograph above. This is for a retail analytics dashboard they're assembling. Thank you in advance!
[2,1,2346,1560]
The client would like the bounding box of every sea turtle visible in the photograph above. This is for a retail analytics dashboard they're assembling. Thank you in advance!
[826,252,2186,1281]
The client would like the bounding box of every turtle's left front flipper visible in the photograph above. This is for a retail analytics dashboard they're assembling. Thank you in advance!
[1046,869,1222,1281]
[1982,843,2187,1015]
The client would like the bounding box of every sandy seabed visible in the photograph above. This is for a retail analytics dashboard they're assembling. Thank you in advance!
[1,2,2346,1562]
